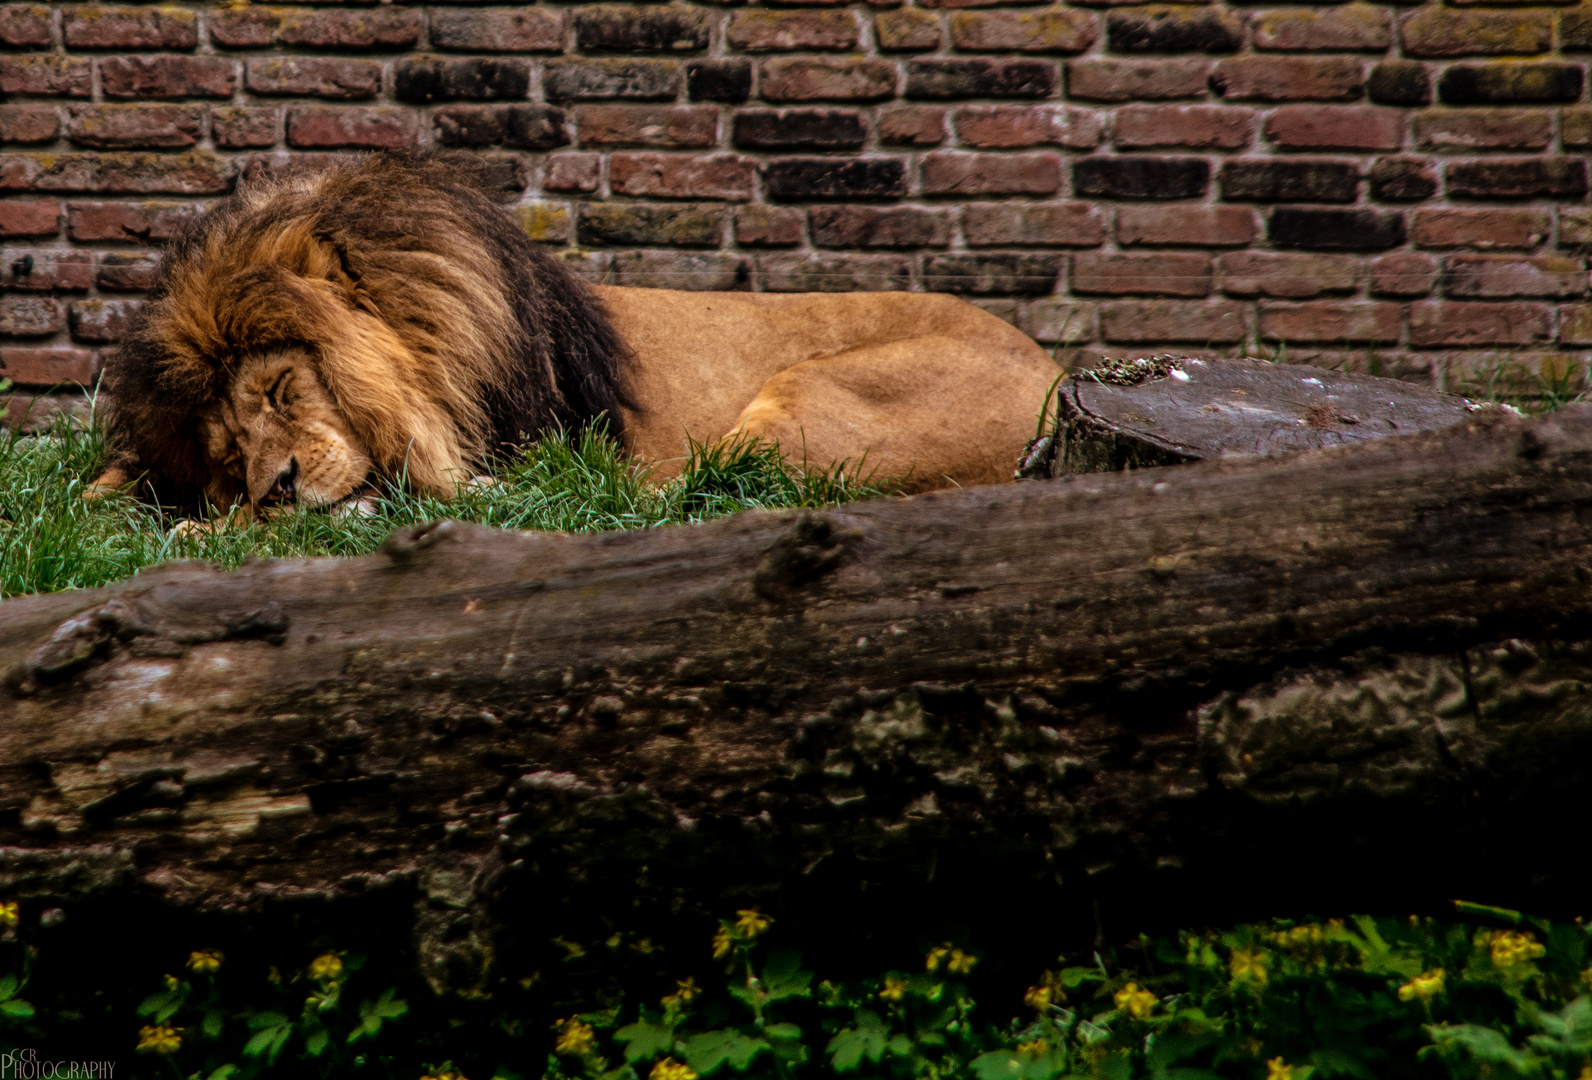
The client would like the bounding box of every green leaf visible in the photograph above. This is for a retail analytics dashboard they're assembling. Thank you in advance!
[0,974,18,1001]
[971,1050,1027,1080]
[1424,1023,1545,1077]
[683,1029,769,1075]
[138,990,181,1020]
[827,1010,887,1072]
[0,999,35,1019]
[305,1028,331,1057]
[205,1066,240,1080]
[760,952,814,1003]
[203,1009,225,1039]
[616,1021,676,1063]
[762,1023,801,1042]
[243,1029,282,1058]
[1057,968,1104,990]
[248,1011,292,1031]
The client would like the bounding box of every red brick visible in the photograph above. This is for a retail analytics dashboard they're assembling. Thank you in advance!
[1116,205,1257,247]
[575,105,717,147]
[100,56,233,100]
[2,153,233,195]
[0,346,94,385]
[1217,252,1358,298]
[1253,4,1391,52]
[0,201,60,238]
[875,9,941,51]
[1066,58,1208,101]
[1114,104,1253,150]
[544,153,602,193]
[0,296,63,337]
[810,205,948,248]
[212,107,277,150]
[760,57,897,102]
[430,7,563,53]
[1441,255,1586,299]
[0,56,92,98]
[286,107,418,150]
[65,105,201,150]
[277,8,421,50]
[1371,253,1438,298]
[1412,209,1552,250]
[1265,105,1403,151]
[0,249,92,291]
[953,105,1099,148]
[66,200,194,241]
[246,58,382,100]
[1412,109,1553,151]
[920,151,1061,195]
[0,5,53,47]
[1210,57,1364,102]
[1409,301,1552,346]
[736,205,804,246]
[610,153,756,200]
[1073,252,1211,296]
[62,5,196,49]
[1399,8,1550,58]
[0,105,60,145]
[1099,300,1247,343]
[729,10,859,51]
[878,106,946,145]
[950,8,1097,52]
[68,297,138,343]
[962,202,1106,246]
[0,392,90,433]
[1565,107,1592,150]
[208,7,277,49]
[96,251,158,291]
[1260,301,1399,343]
[1562,304,1592,347]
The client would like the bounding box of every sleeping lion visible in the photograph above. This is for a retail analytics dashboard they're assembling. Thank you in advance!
[91,150,1061,513]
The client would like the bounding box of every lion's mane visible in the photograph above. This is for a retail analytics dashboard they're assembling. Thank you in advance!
[101,150,630,503]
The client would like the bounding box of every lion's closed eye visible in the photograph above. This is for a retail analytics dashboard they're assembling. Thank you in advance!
[264,369,294,412]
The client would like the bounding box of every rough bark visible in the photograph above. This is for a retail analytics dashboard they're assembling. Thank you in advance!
[4,405,1592,988]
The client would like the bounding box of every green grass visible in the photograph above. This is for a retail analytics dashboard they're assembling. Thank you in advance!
[0,415,895,600]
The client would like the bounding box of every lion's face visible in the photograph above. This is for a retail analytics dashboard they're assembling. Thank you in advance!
[203,350,373,512]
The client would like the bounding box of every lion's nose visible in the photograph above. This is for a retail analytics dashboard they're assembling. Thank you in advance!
[260,457,299,508]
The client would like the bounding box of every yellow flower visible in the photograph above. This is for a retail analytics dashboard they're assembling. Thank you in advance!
[1230,948,1270,986]
[0,901,17,927]
[947,949,978,975]
[187,950,224,975]
[555,1019,596,1056]
[1266,1057,1294,1080]
[163,974,179,991]
[419,1072,467,1080]
[1398,969,1445,1003]
[309,951,345,984]
[650,1059,698,1080]
[879,977,908,1003]
[1024,985,1053,1010]
[1113,983,1156,1020]
[1487,931,1546,973]
[926,945,951,972]
[662,977,700,1010]
[735,909,772,939]
[1015,1039,1050,1056]
[1577,1068,1591,1080]
[712,926,735,960]
[136,1025,183,1055]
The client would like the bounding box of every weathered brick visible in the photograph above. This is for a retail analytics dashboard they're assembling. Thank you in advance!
[543,153,601,192]
[763,57,898,101]
[1367,61,1431,106]
[515,203,572,244]
[1412,208,1551,250]
[951,8,1097,53]
[430,8,563,53]
[922,151,1061,195]
[736,205,804,246]
[875,9,941,51]
[577,202,724,247]
[905,59,1054,98]
[100,56,232,100]
[733,108,866,150]
[878,106,946,145]
[1409,301,1552,346]
[766,157,909,200]
[0,56,92,98]
[0,391,90,433]
[1567,5,1592,50]
[1073,252,1211,296]
[0,249,92,291]
[578,105,718,148]
[63,5,196,50]
[611,251,751,292]
[1113,104,1253,149]
[1414,109,1552,151]
[0,105,60,145]
[95,250,159,291]
[1253,4,1391,52]
[962,202,1106,246]
[1020,300,1096,345]
[1260,302,1400,344]
[1116,205,1257,246]
[1210,57,1364,101]
[65,200,191,242]
[2,152,233,195]
[1264,106,1402,151]
[0,5,53,47]
[954,105,1100,148]
[207,107,274,150]
[246,58,382,100]
[1438,64,1584,105]
[1561,208,1592,248]
[434,105,570,150]
[759,253,911,293]
[1400,9,1550,58]
[68,297,137,343]
[1371,253,1438,297]
[208,7,276,49]
[611,153,756,200]
[1442,255,1586,298]
[65,104,201,150]
[923,253,1062,294]
[1565,107,1592,150]
[677,64,746,107]
[1217,252,1358,298]
[1066,57,1208,101]
[1099,300,1247,343]
[1369,157,1437,202]
[1107,6,1241,53]
[396,57,531,103]
[1074,156,1208,199]
[0,296,63,337]
[1269,208,1405,250]
[286,107,419,150]
[1445,158,1588,199]
[0,201,59,238]
[277,9,421,50]
[0,347,94,386]
[575,7,709,53]
[729,10,858,51]
[811,205,949,247]
[1219,160,1358,203]
[1562,305,1592,347]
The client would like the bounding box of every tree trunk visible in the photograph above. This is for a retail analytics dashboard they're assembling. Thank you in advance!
[4,405,1592,989]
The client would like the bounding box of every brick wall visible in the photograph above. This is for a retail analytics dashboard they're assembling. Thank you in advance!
[2,0,1590,430]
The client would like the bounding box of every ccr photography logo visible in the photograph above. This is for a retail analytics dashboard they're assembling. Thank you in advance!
[0,1049,116,1078]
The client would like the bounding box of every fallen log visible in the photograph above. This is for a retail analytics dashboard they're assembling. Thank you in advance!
[4,405,1592,990]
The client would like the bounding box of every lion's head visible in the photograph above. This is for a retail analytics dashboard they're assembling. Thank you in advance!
[95,150,631,515]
